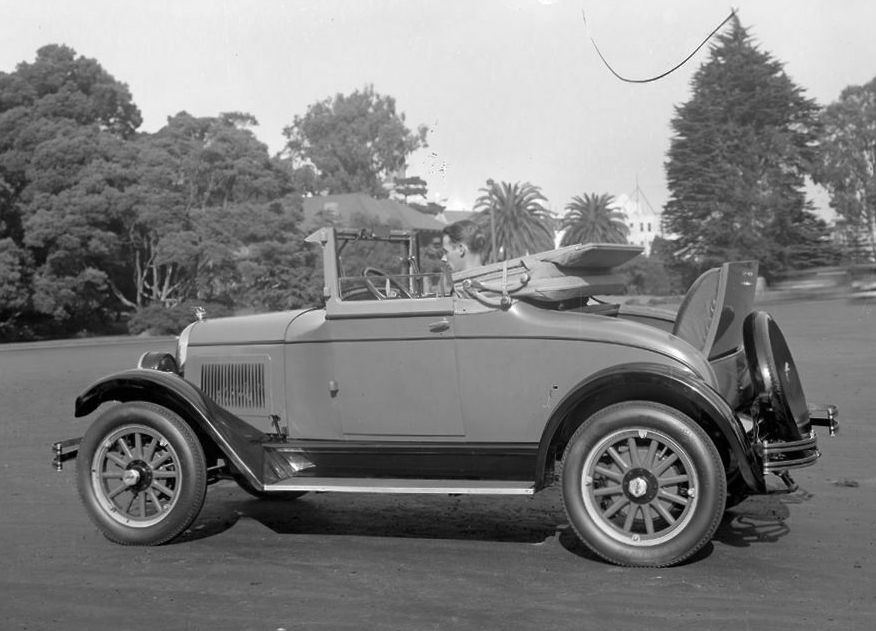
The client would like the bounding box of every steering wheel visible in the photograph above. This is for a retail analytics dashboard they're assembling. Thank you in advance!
[362,267,413,300]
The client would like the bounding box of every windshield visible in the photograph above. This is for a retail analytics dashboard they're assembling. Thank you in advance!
[334,229,448,300]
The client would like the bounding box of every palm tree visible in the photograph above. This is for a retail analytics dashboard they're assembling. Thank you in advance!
[473,180,555,261]
[560,193,629,246]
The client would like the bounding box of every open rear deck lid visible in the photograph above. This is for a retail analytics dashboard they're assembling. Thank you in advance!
[672,260,759,360]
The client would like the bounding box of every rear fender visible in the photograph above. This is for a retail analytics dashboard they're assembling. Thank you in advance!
[538,362,764,493]
[75,368,266,489]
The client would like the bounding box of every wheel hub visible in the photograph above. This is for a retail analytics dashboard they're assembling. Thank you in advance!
[122,469,139,486]
[622,467,659,504]
[123,461,153,492]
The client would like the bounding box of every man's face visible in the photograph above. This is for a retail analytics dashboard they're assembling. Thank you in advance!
[441,234,465,272]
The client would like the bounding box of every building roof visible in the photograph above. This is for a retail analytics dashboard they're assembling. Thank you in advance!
[615,193,659,220]
[440,209,477,225]
[302,193,445,232]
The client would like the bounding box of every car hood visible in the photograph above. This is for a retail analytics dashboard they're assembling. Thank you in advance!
[185,309,317,346]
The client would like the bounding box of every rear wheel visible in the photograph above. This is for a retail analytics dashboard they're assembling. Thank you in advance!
[561,401,726,567]
[77,402,207,545]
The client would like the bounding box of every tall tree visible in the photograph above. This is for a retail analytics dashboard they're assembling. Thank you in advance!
[0,44,143,335]
[663,17,829,281]
[123,112,303,310]
[473,180,555,261]
[815,76,876,263]
[198,197,322,312]
[282,85,428,198]
[560,193,629,245]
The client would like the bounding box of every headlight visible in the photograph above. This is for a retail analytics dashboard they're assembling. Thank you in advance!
[138,351,179,373]
[176,322,196,373]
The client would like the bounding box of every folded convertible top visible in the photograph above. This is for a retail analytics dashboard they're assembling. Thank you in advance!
[453,242,643,303]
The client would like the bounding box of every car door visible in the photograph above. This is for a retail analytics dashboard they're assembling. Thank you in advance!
[325,295,464,438]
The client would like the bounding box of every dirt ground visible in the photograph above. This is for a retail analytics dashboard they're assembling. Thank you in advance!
[1,298,874,631]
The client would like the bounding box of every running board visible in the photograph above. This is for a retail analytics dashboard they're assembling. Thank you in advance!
[262,478,536,495]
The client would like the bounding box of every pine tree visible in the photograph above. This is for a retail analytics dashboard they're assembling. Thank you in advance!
[663,16,831,281]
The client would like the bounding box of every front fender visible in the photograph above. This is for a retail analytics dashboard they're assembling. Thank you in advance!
[538,362,764,493]
[76,368,266,488]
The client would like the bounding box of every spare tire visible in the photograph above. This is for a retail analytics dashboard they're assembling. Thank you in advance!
[742,311,810,441]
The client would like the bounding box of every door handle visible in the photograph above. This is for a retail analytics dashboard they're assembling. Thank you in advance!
[428,318,451,333]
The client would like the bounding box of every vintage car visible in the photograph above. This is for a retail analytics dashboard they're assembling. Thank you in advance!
[53,226,838,567]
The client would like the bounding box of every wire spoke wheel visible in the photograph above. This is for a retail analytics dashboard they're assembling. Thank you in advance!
[562,401,725,567]
[582,429,697,545]
[91,425,182,527]
[77,402,207,545]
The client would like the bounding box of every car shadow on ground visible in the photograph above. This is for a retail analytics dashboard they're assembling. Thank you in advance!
[712,490,812,548]
[177,482,571,547]
[176,483,810,562]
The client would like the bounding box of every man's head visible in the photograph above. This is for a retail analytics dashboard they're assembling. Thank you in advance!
[441,220,487,272]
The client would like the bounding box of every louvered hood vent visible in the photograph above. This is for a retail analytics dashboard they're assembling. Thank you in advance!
[201,361,268,410]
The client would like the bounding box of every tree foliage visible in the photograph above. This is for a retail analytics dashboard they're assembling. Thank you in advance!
[391,174,445,216]
[391,175,428,202]
[283,85,428,198]
[124,112,301,308]
[0,44,143,334]
[662,18,834,280]
[473,180,555,261]
[0,45,326,340]
[560,193,629,246]
[618,257,674,297]
[814,76,876,262]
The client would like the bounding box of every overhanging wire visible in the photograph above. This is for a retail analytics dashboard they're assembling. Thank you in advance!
[583,8,737,83]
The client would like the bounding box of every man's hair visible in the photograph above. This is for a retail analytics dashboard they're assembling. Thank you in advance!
[442,219,487,254]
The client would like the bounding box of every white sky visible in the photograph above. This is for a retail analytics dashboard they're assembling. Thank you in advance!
[2,0,874,217]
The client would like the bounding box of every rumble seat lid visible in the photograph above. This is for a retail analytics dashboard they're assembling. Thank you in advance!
[673,260,758,360]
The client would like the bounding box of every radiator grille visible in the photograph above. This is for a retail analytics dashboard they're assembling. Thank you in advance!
[201,362,267,409]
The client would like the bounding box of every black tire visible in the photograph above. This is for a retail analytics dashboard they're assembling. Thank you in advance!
[561,401,726,567]
[76,402,207,545]
[232,474,307,501]
[743,311,810,441]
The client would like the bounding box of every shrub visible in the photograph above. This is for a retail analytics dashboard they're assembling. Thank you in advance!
[127,301,233,336]
[619,256,677,296]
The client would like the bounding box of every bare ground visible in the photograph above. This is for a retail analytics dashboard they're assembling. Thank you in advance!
[1,298,874,630]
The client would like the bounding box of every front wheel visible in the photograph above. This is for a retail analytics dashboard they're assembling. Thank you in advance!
[76,402,207,545]
[561,401,726,567]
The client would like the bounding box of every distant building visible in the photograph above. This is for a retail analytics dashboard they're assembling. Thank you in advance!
[616,191,661,256]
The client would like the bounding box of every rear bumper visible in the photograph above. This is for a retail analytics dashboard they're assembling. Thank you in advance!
[808,402,839,436]
[52,438,81,471]
[760,402,838,476]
